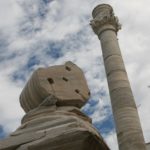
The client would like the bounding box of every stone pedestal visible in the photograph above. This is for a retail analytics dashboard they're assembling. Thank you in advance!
[0,62,109,150]
[90,4,146,150]
[0,106,109,150]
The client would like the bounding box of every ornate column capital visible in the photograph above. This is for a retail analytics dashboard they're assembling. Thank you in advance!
[90,4,121,36]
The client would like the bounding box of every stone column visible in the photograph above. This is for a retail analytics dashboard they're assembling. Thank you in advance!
[90,4,146,150]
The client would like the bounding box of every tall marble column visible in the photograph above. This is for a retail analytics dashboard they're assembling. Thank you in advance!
[90,4,146,150]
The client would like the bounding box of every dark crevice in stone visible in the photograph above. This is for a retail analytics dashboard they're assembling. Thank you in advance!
[62,77,68,82]
[75,89,80,94]
[47,78,54,84]
[65,66,71,71]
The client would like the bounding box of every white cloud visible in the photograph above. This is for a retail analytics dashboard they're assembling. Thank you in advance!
[0,74,24,134]
[103,130,119,150]
[0,0,23,29]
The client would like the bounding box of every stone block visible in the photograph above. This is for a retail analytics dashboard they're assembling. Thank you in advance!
[104,55,125,76]
[20,61,90,112]
[110,87,136,112]
[0,106,109,150]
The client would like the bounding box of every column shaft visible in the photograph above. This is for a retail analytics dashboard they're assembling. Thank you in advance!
[99,29,146,150]
[91,4,146,150]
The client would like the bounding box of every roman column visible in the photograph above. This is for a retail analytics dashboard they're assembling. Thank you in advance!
[90,4,146,150]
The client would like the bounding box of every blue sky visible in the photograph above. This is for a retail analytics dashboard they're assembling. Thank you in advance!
[0,0,150,149]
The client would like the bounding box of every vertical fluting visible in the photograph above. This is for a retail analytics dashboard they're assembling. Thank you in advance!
[90,4,146,150]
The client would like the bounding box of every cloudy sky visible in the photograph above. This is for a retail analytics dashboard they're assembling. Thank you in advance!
[0,0,150,149]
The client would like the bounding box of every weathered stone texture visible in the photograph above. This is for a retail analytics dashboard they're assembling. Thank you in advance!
[146,143,150,150]
[0,61,109,150]
[20,61,90,112]
[0,105,109,150]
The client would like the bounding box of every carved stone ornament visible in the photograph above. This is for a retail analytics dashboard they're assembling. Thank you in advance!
[90,4,121,35]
